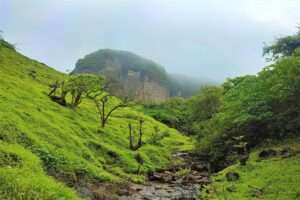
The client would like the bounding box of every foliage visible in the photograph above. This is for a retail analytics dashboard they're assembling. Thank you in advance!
[64,74,105,107]
[74,49,169,85]
[190,29,300,168]
[73,49,204,99]
[48,74,105,108]
[142,97,191,134]
[128,118,145,151]
[0,39,16,51]
[0,43,193,198]
[263,28,300,60]
[189,86,223,122]
[0,142,81,200]
[201,139,300,200]
[89,93,129,127]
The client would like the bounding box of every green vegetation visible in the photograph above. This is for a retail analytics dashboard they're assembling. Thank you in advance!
[201,139,300,200]
[263,27,300,60]
[0,142,80,200]
[73,49,206,100]
[2,27,300,199]
[142,97,191,134]
[0,40,193,199]
[48,74,105,107]
[74,49,169,85]
[0,39,16,51]
[147,30,300,171]
[197,37,300,197]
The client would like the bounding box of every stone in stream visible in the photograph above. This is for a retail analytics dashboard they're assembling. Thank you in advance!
[120,152,210,200]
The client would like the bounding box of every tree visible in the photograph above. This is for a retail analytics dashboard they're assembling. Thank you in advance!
[128,118,144,150]
[189,86,223,123]
[48,80,68,106]
[48,74,104,107]
[64,74,105,107]
[89,93,130,128]
[263,28,300,60]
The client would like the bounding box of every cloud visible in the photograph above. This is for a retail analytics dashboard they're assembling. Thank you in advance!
[0,0,299,81]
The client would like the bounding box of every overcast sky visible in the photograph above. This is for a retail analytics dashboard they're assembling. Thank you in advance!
[1,0,299,82]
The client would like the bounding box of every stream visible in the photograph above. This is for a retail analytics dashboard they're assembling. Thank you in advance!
[119,152,211,200]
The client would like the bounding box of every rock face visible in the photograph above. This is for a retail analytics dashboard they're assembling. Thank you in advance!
[72,49,170,103]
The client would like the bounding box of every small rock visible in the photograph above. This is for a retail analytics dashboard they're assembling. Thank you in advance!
[162,175,173,183]
[226,172,240,182]
[116,188,130,196]
[258,149,277,159]
[192,163,209,171]
[148,172,164,182]
[280,147,296,158]
[226,185,237,192]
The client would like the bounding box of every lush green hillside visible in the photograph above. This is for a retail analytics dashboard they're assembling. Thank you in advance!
[0,41,193,199]
[201,139,300,200]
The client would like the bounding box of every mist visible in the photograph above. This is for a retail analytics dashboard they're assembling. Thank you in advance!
[1,0,299,82]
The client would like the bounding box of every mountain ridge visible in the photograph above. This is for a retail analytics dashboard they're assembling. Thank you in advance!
[72,49,207,102]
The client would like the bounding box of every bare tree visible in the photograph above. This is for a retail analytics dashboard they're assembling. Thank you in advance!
[48,81,60,97]
[128,118,144,150]
[89,93,130,128]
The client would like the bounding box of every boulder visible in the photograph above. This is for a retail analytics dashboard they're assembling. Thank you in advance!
[225,172,240,182]
[280,147,296,158]
[258,149,277,159]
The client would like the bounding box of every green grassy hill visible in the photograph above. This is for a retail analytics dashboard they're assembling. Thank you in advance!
[202,139,300,200]
[0,41,193,199]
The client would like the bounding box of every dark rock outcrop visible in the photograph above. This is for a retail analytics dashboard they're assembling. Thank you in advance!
[258,149,277,159]
[225,172,240,182]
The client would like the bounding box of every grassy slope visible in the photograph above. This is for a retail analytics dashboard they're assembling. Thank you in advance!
[202,139,300,200]
[0,44,193,199]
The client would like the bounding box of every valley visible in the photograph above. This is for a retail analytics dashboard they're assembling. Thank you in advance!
[1,25,300,200]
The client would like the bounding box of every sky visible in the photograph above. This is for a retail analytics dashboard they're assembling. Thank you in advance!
[0,0,300,82]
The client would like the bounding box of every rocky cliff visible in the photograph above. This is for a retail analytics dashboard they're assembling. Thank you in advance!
[72,49,206,102]
[72,49,170,102]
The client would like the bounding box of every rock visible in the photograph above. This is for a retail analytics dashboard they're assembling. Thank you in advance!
[258,149,277,159]
[239,154,249,166]
[117,188,130,196]
[162,175,173,183]
[280,147,296,158]
[192,162,210,171]
[226,172,240,182]
[198,177,211,184]
[198,171,209,177]
[226,185,237,192]
[154,186,162,190]
[135,187,143,192]
[148,171,163,182]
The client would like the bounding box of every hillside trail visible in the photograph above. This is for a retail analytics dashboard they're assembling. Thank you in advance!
[119,152,211,200]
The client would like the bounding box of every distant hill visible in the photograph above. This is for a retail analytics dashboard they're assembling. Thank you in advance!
[168,73,215,97]
[72,49,207,102]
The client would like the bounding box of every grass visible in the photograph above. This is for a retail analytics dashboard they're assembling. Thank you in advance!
[201,138,300,200]
[0,42,193,199]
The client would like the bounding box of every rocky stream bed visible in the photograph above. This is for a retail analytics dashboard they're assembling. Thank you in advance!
[119,152,211,200]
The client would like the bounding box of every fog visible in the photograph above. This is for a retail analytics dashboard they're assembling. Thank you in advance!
[1,0,299,82]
